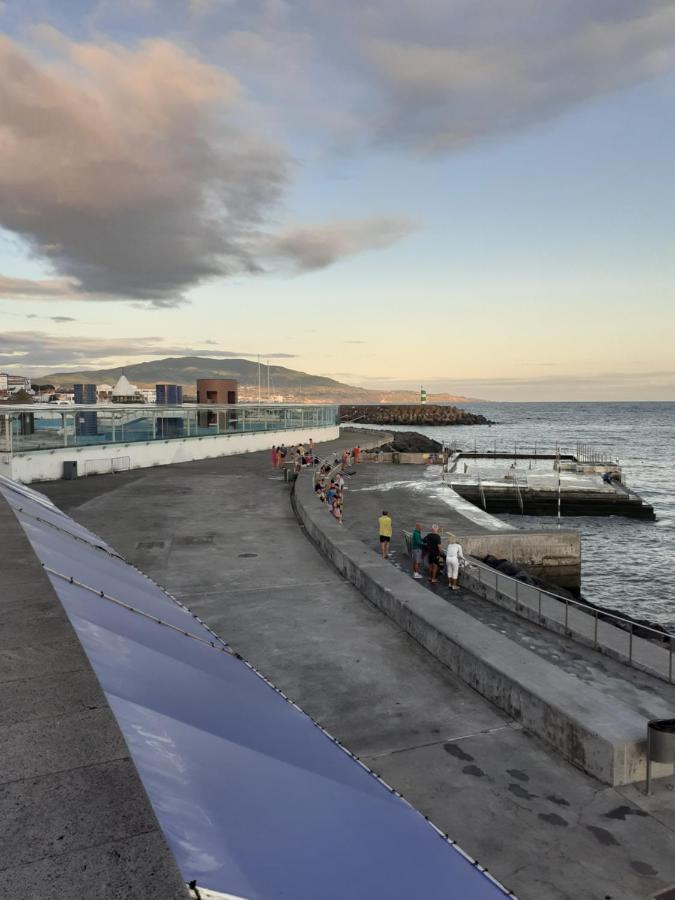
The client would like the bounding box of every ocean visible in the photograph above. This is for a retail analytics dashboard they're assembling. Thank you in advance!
[368,402,675,630]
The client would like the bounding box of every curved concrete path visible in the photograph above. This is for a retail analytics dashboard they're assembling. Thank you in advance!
[39,436,675,900]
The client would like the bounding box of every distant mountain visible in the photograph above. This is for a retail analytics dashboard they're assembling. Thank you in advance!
[41,356,480,404]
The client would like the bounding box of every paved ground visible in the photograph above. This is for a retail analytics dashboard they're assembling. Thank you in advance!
[38,436,675,900]
[0,494,188,900]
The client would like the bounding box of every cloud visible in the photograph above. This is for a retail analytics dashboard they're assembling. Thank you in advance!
[0,275,78,298]
[205,1,675,154]
[0,32,289,306]
[261,217,415,270]
[356,2,675,151]
[0,331,297,370]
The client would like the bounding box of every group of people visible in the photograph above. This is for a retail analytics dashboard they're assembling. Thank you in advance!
[312,445,363,523]
[271,439,318,471]
[315,473,345,522]
[379,512,465,590]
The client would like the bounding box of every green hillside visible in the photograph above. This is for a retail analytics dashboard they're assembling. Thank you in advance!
[44,357,351,390]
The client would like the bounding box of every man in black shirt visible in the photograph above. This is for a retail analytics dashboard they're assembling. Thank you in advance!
[424,524,442,584]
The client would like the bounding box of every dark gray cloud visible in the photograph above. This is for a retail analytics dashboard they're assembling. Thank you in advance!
[313,0,675,152]
[261,217,415,270]
[0,331,297,370]
[181,0,675,153]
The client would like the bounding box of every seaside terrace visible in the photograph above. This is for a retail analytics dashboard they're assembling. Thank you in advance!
[0,402,339,483]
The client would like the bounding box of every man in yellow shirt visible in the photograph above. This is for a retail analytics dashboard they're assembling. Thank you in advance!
[378,510,393,559]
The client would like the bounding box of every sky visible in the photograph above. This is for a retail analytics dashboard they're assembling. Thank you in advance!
[0,0,674,401]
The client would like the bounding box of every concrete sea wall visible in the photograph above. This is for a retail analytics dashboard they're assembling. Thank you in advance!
[293,469,669,786]
[451,530,581,589]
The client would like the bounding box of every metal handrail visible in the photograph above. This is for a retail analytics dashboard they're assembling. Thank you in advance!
[464,557,674,683]
[512,469,524,514]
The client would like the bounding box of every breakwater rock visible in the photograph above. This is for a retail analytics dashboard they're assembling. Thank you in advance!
[339,404,491,427]
[380,432,443,453]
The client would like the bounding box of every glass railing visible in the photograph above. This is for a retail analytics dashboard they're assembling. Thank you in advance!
[0,404,339,454]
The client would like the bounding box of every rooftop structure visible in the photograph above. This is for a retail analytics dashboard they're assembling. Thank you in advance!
[0,402,339,483]
[111,374,143,403]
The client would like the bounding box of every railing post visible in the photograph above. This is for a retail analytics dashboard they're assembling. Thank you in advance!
[629,623,633,665]
[594,611,598,649]
[669,640,673,684]
[538,589,542,623]
[564,597,569,633]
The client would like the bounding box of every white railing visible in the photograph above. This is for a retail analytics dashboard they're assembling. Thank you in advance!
[462,558,674,683]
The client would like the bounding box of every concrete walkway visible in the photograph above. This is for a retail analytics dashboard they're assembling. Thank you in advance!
[0,494,188,899]
[39,437,675,900]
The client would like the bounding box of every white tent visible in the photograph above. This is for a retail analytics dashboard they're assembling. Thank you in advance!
[112,374,138,397]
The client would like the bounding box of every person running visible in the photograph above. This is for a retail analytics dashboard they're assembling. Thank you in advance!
[445,535,465,591]
[378,510,393,559]
[424,524,442,584]
[411,522,424,579]
[271,445,278,469]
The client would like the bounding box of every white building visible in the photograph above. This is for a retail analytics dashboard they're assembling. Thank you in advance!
[111,375,144,403]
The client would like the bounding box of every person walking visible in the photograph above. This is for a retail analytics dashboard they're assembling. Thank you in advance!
[271,445,278,469]
[445,535,465,590]
[378,510,393,559]
[424,524,442,584]
[353,445,360,464]
[411,523,424,579]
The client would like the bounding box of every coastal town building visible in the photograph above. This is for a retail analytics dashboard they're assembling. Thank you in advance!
[111,374,144,403]
[0,372,31,398]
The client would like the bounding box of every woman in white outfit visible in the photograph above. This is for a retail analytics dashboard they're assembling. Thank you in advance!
[445,536,465,591]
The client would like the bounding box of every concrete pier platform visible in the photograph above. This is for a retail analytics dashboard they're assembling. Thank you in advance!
[34,435,675,900]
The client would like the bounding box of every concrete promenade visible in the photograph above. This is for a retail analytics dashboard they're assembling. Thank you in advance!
[0,494,188,898]
[35,434,675,900]
[343,463,674,683]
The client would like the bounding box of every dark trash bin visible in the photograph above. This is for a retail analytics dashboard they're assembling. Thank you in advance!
[646,719,675,793]
[63,460,78,480]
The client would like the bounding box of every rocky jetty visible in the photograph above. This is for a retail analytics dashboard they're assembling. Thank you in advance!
[379,432,443,453]
[339,404,491,427]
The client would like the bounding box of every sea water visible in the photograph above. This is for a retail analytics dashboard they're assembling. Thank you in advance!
[370,402,675,629]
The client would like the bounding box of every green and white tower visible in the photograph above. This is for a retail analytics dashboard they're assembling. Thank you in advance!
[420,386,427,404]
